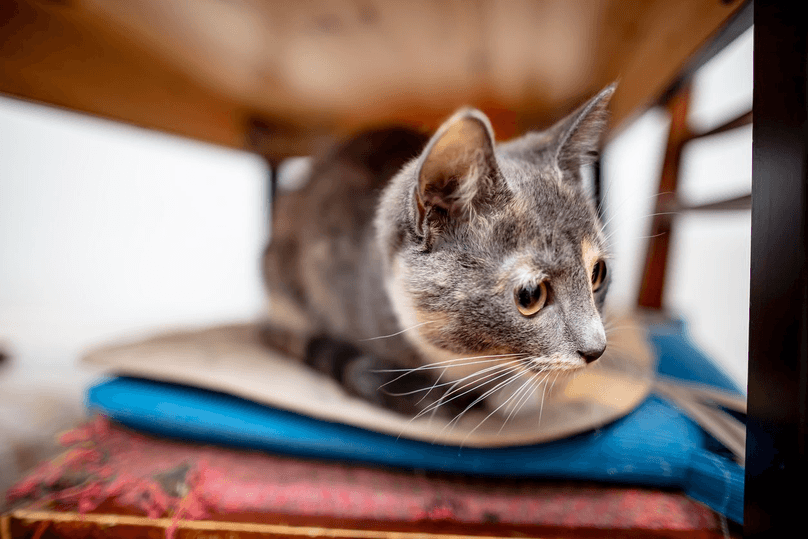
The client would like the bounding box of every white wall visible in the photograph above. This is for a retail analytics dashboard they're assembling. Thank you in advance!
[603,28,752,390]
[0,98,269,490]
[0,99,269,368]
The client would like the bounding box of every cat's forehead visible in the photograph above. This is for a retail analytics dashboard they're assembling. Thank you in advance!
[495,223,602,268]
[485,158,606,267]
[497,154,558,192]
[498,160,600,224]
[496,153,582,202]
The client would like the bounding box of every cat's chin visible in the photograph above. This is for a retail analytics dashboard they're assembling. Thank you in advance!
[525,354,591,372]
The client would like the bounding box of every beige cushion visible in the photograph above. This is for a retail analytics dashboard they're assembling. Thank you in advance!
[82,312,654,447]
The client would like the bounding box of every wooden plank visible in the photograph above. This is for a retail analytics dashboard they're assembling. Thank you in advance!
[679,194,751,212]
[1,0,745,158]
[4,508,737,539]
[637,85,691,310]
[689,111,752,141]
[0,0,245,149]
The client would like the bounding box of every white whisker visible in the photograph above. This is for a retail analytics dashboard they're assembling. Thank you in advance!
[537,369,557,425]
[444,368,527,433]
[459,370,537,446]
[427,368,518,426]
[393,362,524,440]
[515,373,545,417]
[373,352,526,375]
[634,231,668,240]
[381,359,519,397]
[417,363,523,422]
[359,321,434,341]
[375,353,527,390]
[415,368,447,404]
[498,370,541,434]
[600,190,676,232]
[549,370,562,397]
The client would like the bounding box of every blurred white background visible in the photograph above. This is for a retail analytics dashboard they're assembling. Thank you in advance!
[0,94,268,490]
[603,27,752,389]
[0,105,269,363]
[0,27,751,488]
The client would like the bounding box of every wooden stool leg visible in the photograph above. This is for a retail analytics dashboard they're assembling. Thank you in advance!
[637,84,692,310]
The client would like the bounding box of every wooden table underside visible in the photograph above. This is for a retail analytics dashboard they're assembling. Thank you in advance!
[1,0,745,159]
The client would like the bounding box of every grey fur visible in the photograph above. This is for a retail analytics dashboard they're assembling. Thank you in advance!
[262,86,615,415]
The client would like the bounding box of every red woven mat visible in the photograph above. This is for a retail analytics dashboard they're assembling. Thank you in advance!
[4,417,727,537]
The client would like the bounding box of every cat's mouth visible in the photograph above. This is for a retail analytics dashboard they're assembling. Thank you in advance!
[524,354,591,372]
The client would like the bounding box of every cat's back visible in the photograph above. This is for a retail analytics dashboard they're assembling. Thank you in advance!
[271,127,427,239]
[263,126,427,335]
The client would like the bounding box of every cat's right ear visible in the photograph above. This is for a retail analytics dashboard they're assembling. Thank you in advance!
[413,108,499,239]
[499,83,615,187]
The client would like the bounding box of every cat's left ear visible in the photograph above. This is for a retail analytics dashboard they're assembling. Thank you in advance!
[413,108,500,236]
[551,83,616,177]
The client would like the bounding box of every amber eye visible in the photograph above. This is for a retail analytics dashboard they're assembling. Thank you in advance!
[592,260,607,291]
[514,282,548,316]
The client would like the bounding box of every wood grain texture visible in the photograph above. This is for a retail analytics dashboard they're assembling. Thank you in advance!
[1,0,744,158]
[4,509,738,539]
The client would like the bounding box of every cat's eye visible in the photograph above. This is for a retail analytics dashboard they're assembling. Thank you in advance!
[514,282,548,317]
[592,260,607,291]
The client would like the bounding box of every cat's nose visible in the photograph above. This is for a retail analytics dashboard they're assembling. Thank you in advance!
[577,344,605,364]
[576,320,607,364]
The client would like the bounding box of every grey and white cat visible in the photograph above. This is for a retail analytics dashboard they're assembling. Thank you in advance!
[261,85,614,417]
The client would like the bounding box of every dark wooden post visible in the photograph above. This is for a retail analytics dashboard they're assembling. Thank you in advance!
[745,1,808,535]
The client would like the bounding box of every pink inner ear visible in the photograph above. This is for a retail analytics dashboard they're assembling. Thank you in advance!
[417,115,495,214]
[421,175,460,212]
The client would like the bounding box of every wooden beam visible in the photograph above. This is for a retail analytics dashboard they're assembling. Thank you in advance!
[637,85,691,310]
[688,110,752,141]
[1,0,746,158]
[678,194,751,212]
[0,0,247,149]
[746,1,808,535]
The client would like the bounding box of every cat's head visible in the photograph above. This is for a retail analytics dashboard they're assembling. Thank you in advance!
[377,85,614,377]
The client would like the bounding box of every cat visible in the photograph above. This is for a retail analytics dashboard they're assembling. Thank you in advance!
[260,85,614,418]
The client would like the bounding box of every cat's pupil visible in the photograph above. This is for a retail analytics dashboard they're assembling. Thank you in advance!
[514,282,547,316]
[592,260,607,290]
[518,287,534,308]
